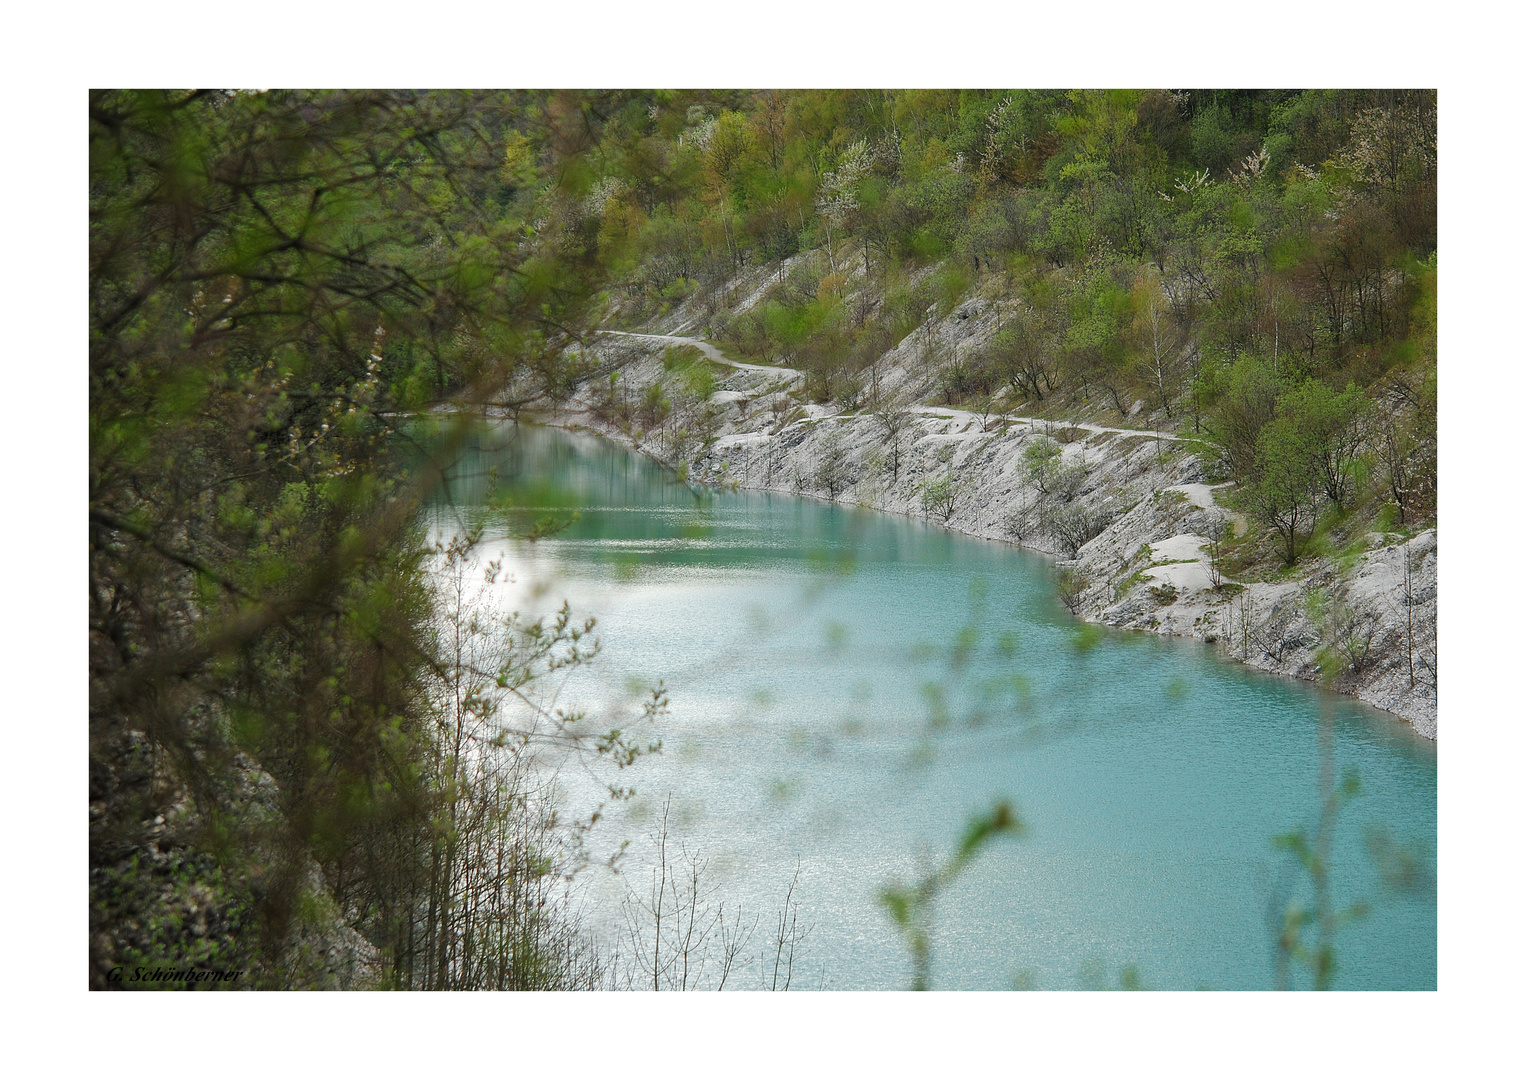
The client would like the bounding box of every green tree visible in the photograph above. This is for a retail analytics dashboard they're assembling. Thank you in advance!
[920,471,961,522]
[1022,434,1063,493]
[1245,415,1319,565]
[89,89,633,988]
[1063,271,1133,414]
[1278,379,1368,509]
[991,300,1059,402]
[1209,355,1284,480]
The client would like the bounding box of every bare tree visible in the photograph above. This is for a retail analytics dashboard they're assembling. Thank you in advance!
[1122,268,1187,420]
[624,797,725,990]
[622,798,807,991]
[815,430,853,499]
[716,904,760,991]
[765,862,811,991]
[1046,503,1113,558]
[1402,555,1416,690]
[874,405,913,481]
[1001,490,1035,542]
[1378,409,1419,526]
[1238,593,1256,660]
[1205,517,1226,590]
[1398,549,1436,694]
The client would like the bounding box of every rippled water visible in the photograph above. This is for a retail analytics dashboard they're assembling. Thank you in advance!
[422,421,1436,990]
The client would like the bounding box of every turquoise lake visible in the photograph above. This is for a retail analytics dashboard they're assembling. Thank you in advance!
[423,421,1436,991]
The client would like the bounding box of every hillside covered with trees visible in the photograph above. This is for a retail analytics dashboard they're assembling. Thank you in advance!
[579,90,1436,563]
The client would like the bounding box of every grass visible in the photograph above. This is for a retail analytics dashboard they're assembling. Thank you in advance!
[1216,523,1270,581]
[1314,645,1349,686]
[1174,436,1218,461]
[1113,569,1148,601]
[661,346,728,400]
[1303,504,1350,561]
[1334,533,1372,572]
[1304,585,1330,624]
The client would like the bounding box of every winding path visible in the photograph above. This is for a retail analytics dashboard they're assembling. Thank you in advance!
[598,330,801,380]
[599,329,1184,443]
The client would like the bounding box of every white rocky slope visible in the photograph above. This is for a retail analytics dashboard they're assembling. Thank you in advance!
[546,326,1436,739]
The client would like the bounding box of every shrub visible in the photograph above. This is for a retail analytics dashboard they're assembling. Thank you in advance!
[1001,496,1036,541]
[1045,501,1114,557]
[1051,461,1088,502]
[920,473,960,522]
[815,433,853,499]
[1056,569,1091,614]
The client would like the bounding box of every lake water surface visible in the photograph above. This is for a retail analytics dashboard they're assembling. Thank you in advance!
[424,421,1436,991]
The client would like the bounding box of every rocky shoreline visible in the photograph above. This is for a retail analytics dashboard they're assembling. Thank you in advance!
[540,327,1437,739]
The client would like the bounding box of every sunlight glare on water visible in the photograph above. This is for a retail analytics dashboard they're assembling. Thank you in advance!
[422,421,1436,991]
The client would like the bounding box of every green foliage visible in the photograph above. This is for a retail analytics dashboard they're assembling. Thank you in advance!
[1277,380,1368,508]
[919,471,960,522]
[932,261,973,316]
[1208,356,1286,479]
[662,346,718,400]
[1245,414,1320,565]
[1113,568,1149,601]
[1022,434,1063,492]
[89,85,1439,991]
[611,90,1432,445]
[880,802,1024,990]
[1272,767,1369,990]
[1055,568,1091,613]
[89,89,646,988]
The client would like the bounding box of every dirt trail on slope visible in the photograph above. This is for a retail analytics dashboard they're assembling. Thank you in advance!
[598,330,801,379]
[600,329,1182,442]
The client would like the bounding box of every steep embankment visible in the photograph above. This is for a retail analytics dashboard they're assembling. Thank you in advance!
[546,310,1436,738]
